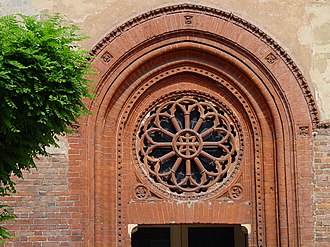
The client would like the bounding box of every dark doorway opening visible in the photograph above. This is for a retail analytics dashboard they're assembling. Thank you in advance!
[188,227,234,247]
[131,225,247,247]
[132,227,170,247]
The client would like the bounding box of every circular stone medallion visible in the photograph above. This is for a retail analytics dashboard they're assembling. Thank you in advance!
[136,95,241,197]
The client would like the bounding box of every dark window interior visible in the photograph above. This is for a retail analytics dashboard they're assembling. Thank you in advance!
[132,227,170,247]
[188,227,235,247]
[132,226,239,247]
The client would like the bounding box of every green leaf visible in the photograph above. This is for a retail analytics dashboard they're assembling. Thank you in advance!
[7,60,28,69]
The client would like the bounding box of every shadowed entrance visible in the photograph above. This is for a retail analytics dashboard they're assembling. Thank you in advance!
[132,225,247,247]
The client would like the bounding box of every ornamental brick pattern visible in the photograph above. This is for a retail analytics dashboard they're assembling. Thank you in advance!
[2,4,326,247]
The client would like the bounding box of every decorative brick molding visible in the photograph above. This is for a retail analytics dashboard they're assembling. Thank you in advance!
[265,52,277,65]
[101,51,113,63]
[133,184,150,200]
[299,125,310,136]
[90,4,319,129]
[229,184,244,200]
[317,122,330,129]
[82,4,319,247]
[184,15,193,25]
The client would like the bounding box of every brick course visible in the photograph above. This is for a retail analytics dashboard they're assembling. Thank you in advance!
[3,153,84,246]
[313,125,330,247]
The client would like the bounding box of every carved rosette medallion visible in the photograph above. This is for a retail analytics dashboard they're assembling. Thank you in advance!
[229,184,243,200]
[134,184,150,200]
[136,95,242,199]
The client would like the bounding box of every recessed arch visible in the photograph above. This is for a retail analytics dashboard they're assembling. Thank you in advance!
[78,4,319,246]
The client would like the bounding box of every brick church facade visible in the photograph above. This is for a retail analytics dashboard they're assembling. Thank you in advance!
[2,2,330,247]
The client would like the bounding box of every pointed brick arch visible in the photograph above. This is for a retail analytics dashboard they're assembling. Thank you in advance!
[78,4,319,246]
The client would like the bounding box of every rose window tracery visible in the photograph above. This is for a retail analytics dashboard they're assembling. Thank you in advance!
[137,97,239,194]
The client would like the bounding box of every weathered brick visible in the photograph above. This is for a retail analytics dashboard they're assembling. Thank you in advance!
[313,126,330,246]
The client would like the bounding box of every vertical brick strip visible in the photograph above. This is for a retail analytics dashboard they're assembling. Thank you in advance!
[313,124,330,246]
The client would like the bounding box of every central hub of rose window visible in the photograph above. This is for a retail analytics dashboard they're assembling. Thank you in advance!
[172,129,203,159]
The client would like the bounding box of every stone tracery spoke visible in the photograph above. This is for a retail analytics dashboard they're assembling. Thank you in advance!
[158,151,176,162]
[193,116,205,131]
[142,128,174,142]
[200,127,215,139]
[185,159,192,176]
[200,150,216,162]
[171,157,183,174]
[154,142,173,148]
[184,112,190,129]
[170,115,182,132]
[194,157,219,177]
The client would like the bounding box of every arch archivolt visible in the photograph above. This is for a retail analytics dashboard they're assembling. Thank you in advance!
[116,65,267,246]
[82,4,318,247]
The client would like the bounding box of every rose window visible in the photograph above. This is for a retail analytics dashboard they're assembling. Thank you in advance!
[137,97,238,194]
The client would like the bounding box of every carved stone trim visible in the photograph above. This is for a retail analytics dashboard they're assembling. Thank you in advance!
[90,4,319,129]
[134,184,150,200]
[184,15,193,25]
[229,184,243,200]
[265,52,277,65]
[101,51,113,63]
[117,128,124,245]
[298,126,310,136]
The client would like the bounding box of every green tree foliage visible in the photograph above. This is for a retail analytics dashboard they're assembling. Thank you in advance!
[0,14,93,242]
[0,205,15,243]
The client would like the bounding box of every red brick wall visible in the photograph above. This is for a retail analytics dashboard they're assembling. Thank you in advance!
[3,126,329,246]
[314,124,330,246]
[2,141,85,247]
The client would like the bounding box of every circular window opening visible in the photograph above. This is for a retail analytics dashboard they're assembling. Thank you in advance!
[137,96,241,195]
